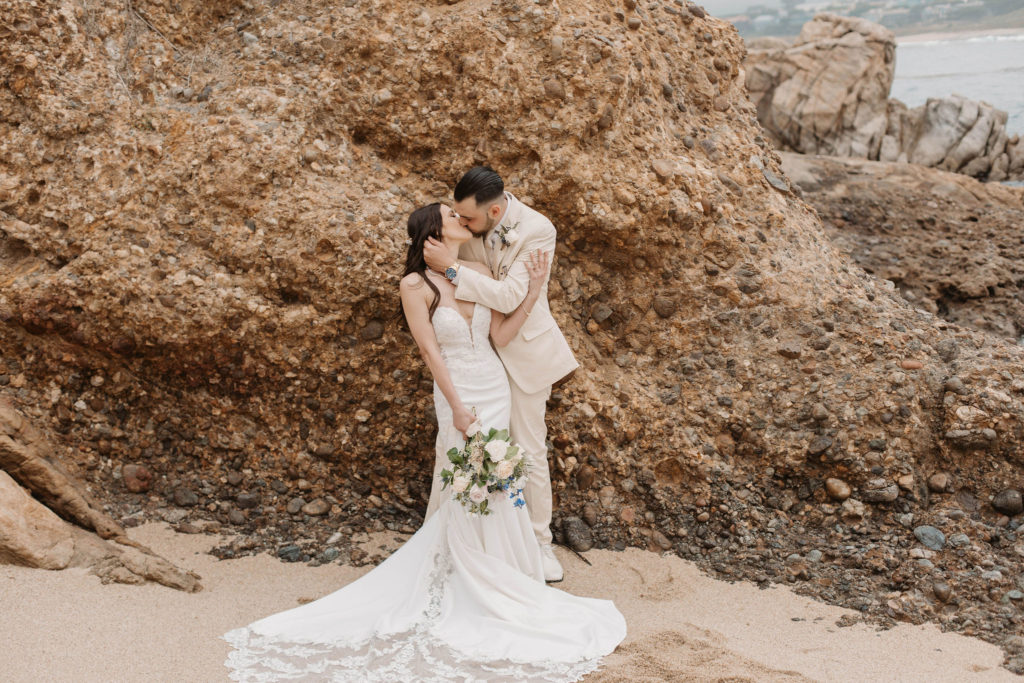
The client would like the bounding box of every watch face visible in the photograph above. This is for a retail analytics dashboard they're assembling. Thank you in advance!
[445,266,457,280]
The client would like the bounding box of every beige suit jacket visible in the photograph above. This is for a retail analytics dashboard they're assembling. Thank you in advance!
[456,193,578,395]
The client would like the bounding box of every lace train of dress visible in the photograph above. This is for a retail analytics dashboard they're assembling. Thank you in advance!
[222,304,626,682]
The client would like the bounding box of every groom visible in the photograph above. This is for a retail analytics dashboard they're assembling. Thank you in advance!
[424,166,578,582]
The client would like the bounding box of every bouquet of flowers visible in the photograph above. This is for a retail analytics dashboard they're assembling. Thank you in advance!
[440,422,528,515]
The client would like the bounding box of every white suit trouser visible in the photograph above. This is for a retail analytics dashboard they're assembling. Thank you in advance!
[509,378,553,546]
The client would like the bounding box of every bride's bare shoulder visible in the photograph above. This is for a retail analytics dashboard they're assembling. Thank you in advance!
[400,272,427,290]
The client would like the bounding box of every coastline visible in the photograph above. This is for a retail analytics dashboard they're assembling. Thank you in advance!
[0,522,1015,682]
[896,26,1024,44]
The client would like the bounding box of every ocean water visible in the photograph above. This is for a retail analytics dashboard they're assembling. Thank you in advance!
[891,33,1024,137]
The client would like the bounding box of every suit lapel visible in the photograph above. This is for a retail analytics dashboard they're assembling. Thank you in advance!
[491,194,522,279]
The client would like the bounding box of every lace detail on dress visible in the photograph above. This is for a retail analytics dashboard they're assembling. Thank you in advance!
[430,305,503,379]
[221,541,608,683]
[432,304,507,451]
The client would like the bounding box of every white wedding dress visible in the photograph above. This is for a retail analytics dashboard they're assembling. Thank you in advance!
[222,303,626,682]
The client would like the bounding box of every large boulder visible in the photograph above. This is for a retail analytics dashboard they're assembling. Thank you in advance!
[745,14,896,158]
[904,95,1011,179]
[745,15,1021,181]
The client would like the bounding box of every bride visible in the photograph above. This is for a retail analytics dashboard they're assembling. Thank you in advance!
[222,203,626,681]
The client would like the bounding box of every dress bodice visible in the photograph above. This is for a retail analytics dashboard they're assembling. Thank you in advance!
[431,304,503,380]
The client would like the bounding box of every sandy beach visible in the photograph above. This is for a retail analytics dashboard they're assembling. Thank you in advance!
[0,522,1015,682]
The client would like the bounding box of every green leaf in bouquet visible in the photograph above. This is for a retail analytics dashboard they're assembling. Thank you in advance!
[492,429,510,442]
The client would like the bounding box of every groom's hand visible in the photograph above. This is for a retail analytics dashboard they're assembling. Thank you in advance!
[423,238,449,273]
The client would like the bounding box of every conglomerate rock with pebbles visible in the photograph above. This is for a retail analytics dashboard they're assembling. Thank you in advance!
[1,0,1023,670]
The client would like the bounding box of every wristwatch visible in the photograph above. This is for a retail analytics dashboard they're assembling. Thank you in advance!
[444,263,461,282]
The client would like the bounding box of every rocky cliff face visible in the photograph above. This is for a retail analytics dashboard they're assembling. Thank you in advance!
[745,14,1024,181]
[782,153,1024,342]
[2,0,1024,666]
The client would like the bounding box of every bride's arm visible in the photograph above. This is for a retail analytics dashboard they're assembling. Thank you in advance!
[488,251,549,348]
[400,275,476,437]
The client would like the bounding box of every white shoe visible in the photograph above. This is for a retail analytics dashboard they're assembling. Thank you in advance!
[540,544,563,583]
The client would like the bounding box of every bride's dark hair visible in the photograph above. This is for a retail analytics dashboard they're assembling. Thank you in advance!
[400,203,443,323]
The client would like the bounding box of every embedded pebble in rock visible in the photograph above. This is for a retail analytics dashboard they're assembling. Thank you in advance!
[860,478,899,504]
[841,498,866,522]
[652,296,676,319]
[121,464,153,493]
[652,530,673,551]
[777,341,802,359]
[947,533,970,548]
[302,499,330,516]
[928,473,950,493]
[173,488,199,507]
[991,489,1023,516]
[914,526,946,551]
[944,377,967,395]
[807,436,833,456]
[933,581,953,603]
[825,478,851,501]
[235,492,259,510]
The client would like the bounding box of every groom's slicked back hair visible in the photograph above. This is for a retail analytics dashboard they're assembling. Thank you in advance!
[454,166,504,205]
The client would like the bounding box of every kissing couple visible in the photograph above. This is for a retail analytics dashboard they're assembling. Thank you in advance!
[223,167,626,682]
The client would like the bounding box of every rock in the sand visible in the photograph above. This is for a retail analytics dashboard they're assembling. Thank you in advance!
[563,516,593,552]
[277,545,303,562]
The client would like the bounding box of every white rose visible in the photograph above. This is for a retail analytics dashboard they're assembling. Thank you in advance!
[469,485,487,503]
[504,227,520,244]
[466,421,483,438]
[497,460,515,479]
[452,474,471,493]
[485,440,509,462]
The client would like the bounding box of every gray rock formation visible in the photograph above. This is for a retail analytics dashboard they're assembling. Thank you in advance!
[745,14,1024,181]
[745,14,896,159]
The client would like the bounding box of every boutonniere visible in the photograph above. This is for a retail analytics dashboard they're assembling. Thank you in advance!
[496,221,520,249]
